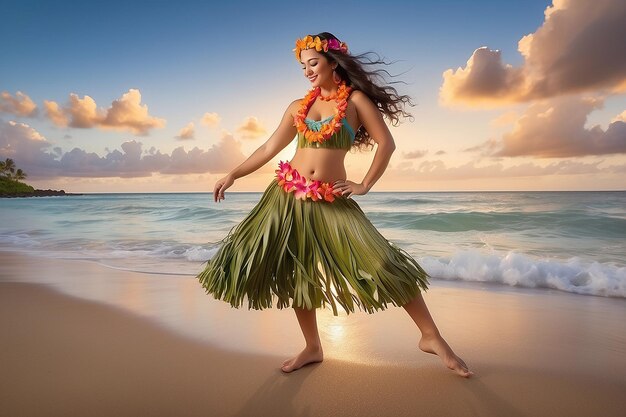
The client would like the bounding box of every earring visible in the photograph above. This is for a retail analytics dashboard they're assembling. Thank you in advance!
[332,69,341,84]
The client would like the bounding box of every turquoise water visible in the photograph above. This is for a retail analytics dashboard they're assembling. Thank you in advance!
[1,190,625,298]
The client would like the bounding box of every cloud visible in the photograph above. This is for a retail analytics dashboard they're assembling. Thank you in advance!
[387,158,622,181]
[176,122,195,140]
[66,93,103,128]
[236,116,266,139]
[43,88,166,135]
[160,131,244,174]
[403,149,428,159]
[99,89,166,135]
[0,119,247,178]
[466,95,626,157]
[0,120,59,176]
[440,47,526,107]
[0,91,38,117]
[612,110,626,123]
[43,100,69,127]
[440,0,626,107]
[489,110,519,128]
[201,112,221,127]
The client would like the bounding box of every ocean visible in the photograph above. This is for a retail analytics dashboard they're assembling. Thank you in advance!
[1,190,625,299]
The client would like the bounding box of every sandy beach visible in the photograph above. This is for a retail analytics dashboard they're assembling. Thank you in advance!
[1,250,625,417]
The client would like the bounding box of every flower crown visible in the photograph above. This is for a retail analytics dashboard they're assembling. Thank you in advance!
[293,35,349,61]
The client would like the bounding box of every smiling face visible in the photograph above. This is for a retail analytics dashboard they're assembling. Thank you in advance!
[299,48,337,88]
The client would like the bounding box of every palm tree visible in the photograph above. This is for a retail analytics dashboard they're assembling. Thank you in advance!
[1,158,16,178]
[14,169,27,180]
[0,158,28,181]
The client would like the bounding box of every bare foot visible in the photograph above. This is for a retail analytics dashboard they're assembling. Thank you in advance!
[281,346,324,373]
[418,334,475,378]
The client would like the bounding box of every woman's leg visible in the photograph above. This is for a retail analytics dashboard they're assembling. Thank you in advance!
[281,305,324,373]
[402,291,475,378]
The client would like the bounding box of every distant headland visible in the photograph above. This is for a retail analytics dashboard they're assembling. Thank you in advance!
[0,158,83,198]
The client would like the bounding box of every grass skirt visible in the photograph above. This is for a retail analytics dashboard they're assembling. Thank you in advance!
[197,174,431,316]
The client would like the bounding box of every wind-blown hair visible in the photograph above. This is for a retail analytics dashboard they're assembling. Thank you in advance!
[302,32,417,151]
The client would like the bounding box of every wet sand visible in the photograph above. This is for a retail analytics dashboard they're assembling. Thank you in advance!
[1,250,625,417]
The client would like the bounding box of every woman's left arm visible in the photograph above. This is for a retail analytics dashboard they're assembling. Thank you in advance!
[333,90,396,198]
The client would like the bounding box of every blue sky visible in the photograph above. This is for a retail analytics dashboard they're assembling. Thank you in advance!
[1,0,624,191]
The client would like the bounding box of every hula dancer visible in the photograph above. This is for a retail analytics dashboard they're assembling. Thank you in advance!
[197,32,474,378]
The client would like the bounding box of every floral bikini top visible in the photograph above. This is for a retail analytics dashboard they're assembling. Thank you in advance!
[297,115,356,150]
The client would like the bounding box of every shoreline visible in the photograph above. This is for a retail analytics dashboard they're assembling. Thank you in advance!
[1,250,625,416]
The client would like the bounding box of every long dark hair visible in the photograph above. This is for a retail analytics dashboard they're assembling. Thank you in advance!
[305,32,417,151]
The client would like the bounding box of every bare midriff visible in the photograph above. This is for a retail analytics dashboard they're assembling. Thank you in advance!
[287,147,348,183]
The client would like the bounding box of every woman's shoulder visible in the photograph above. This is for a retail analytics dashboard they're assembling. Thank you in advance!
[288,97,303,107]
[285,98,303,119]
[285,97,304,110]
[348,89,375,117]
[349,89,368,103]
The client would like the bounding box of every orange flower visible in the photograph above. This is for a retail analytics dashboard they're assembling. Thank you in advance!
[293,35,349,60]
[320,122,336,137]
[293,35,313,60]
[319,182,342,202]
[310,36,323,52]
[293,81,353,146]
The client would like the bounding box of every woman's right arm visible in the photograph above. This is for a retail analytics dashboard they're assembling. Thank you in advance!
[213,99,300,202]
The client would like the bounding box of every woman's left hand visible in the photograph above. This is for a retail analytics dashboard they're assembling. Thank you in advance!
[333,179,368,198]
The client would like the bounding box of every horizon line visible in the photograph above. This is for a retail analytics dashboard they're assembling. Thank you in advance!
[61,189,626,194]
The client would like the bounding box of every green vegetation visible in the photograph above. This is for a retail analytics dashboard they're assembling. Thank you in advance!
[0,158,35,194]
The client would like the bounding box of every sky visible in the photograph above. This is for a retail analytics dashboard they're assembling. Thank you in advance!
[1,0,625,192]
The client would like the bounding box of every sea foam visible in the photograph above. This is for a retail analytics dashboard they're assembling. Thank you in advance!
[422,248,626,298]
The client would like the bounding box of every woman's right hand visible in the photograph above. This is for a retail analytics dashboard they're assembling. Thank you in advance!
[214,174,235,203]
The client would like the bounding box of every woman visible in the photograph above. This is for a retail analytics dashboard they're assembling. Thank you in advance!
[197,32,474,378]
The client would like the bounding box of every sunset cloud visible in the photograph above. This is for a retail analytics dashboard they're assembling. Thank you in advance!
[0,120,58,176]
[0,119,247,178]
[440,47,526,107]
[161,132,245,174]
[0,91,38,117]
[99,89,166,135]
[236,116,266,139]
[176,122,195,140]
[440,0,626,107]
[612,110,626,123]
[201,112,221,127]
[466,95,626,157]
[489,110,520,128]
[386,158,623,181]
[403,149,428,159]
[66,93,103,128]
[43,100,69,127]
[43,88,166,135]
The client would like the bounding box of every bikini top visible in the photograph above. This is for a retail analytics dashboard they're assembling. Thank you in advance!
[297,115,356,150]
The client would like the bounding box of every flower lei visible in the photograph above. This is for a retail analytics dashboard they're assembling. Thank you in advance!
[275,160,342,203]
[293,35,349,61]
[294,81,352,144]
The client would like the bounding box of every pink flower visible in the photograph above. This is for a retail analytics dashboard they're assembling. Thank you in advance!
[327,39,340,51]
[307,181,323,201]
[291,173,310,200]
[274,160,340,203]
[276,160,296,190]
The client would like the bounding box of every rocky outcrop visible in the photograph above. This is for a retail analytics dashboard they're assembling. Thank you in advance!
[0,189,83,198]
